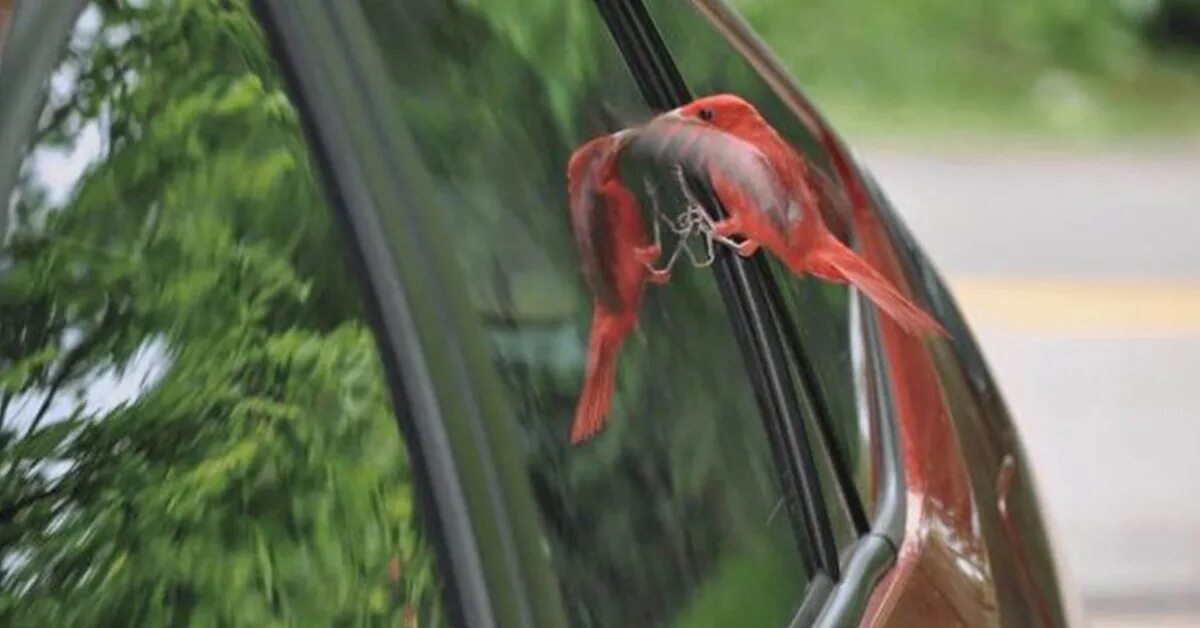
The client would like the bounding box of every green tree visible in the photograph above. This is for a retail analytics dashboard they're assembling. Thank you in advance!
[0,1,439,625]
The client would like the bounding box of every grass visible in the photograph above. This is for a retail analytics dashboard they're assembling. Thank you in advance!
[735,0,1200,146]
[812,61,1200,146]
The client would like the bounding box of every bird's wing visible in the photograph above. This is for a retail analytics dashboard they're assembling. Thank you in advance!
[567,139,623,312]
[808,164,853,241]
[630,117,791,228]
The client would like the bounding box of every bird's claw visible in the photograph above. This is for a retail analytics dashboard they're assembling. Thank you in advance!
[646,268,671,285]
[642,176,690,278]
[640,166,759,278]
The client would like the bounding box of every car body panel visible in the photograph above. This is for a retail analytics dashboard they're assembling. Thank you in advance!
[862,170,1083,627]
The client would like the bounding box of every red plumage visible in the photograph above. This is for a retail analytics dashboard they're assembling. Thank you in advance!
[566,133,667,445]
[635,94,945,337]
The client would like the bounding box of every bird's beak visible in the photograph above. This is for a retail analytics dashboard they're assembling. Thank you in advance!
[611,128,635,150]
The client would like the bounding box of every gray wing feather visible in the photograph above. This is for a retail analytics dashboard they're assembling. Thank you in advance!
[569,147,623,311]
[630,118,790,227]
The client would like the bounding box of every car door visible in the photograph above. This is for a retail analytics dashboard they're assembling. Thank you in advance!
[0,0,917,626]
[256,1,909,626]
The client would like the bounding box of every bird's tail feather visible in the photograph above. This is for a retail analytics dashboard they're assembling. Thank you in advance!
[570,315,626,445]
[806,233,947,337]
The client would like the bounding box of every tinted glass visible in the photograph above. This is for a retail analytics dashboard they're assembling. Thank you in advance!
[355,0,811,625]
[0,2,441,625]
[647,1,876,524]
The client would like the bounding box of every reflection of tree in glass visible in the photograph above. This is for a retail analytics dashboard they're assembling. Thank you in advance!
[357,2,810,626]
[0,1,440,625]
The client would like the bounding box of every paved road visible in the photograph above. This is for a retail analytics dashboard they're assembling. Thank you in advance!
[860,142,1200,277]
[859,142,1200,622]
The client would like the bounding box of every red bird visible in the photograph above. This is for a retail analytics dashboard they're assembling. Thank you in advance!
[634,94,945,336]
[566,132,669,445]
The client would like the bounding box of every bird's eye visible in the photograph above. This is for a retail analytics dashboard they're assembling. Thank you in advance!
[698,108,714,121]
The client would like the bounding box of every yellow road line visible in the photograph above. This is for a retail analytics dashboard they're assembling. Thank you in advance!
[1089,616,1200,628]
[948,277,1200,336]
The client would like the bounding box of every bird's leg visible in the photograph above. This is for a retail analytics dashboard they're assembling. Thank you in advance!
[728,238,761,258]
[659,210,694,236]
[666,165,756,267]
[703,214,760,257]
[646,174,702,238]
[644,176,665,252]
[670,165,756,255]
[664,167,704,238]
[634,244,662,265]
[673,164,705,213]
[711,215,743,239]
[708,229,760,257]
[646,266,672,285]
[634,244,671,284]
[673,200,756,258]
[669,165,719,267]
[659,223,705,277]
[682,223,717,268]
[647,238,689,284]
[639,176,670,278]
[672,164,738,239]
[638,176,687,281]
[659,247,686,282]
[671,208,718,268]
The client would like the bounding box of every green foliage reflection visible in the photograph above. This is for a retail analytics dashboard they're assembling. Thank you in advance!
[0,1,440,625]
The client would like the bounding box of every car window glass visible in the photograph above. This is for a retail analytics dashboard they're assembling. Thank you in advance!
[783,307,864,557]
[354,0,814,625]
[646,0,876,522]
[0,2,442,625]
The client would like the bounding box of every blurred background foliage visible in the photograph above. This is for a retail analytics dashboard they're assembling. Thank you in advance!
[439,0,1200,138]
[731,0,1200,139]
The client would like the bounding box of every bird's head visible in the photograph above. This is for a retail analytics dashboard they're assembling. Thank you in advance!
[668,94,764,137]
[567,131,632,186]
[566,135,608,183]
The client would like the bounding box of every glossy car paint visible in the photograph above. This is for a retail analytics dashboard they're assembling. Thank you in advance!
[689,2,1080,626]
[861,175,1085,628]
